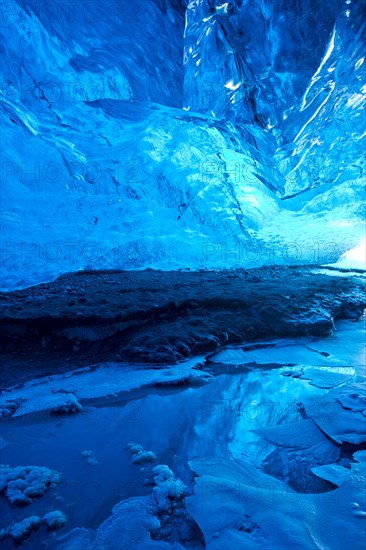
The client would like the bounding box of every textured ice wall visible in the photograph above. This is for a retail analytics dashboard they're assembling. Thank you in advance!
[183,0,344,126]
[0,0,365,289]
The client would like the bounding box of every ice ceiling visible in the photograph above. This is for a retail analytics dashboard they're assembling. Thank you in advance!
[1,0,365,289]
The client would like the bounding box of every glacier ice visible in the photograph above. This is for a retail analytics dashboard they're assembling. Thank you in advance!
[0,0,365,290]
[183,0,345,126]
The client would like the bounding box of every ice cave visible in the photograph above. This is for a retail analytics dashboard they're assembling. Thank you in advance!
[0,0,365,548]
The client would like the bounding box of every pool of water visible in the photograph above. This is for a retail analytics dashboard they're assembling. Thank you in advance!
[0,320,364,548]
[0,368,327,536]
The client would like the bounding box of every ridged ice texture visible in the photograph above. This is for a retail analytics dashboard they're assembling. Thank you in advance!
[0,0,365,289]
[278,0,366,197]
[183,0,344,126]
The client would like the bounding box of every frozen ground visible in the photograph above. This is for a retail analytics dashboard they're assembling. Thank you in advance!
[0,318,365,548]
[0,266,365,385]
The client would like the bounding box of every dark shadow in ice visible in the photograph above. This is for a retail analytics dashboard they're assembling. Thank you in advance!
[256,417,341,492]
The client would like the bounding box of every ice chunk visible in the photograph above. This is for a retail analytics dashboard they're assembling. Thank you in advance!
[55,460,199,548]
[299,366,354,389]
[210,341,344,367]
[255,418,340,491]
[0,397,25,419]
[336,384,366,414]
[311,464,351,486]
[152,465,187,512]
[187,456,307,549]
[0,357,209,418]
[187,453,366,549]
[0,510,67,543]
[56,495,187,549]
[309,380,366,445]
[353,450,366,463]
[254,418,334,450]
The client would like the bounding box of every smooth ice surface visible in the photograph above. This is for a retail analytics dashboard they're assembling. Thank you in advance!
[186,451,366,550]
[0,356,208,418]
[311,463,351,486]
[210,319,366,372]
[1,0,365,289]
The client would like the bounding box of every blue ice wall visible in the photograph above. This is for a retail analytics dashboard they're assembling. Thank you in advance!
[183,0,344,126]
[0,0,365,289]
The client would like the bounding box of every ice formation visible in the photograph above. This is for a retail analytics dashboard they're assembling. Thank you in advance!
[1,0,365,290]
[0,1,365,548]
[127,443,157,465]
[1,516,42,543]
[186,449,366,550]
[0,357,209,418]
[0,465,61,506]
[0,511,67,543]
[48,393,83,415]
[43,511,68,531]
[0,320,364,548]
[151,464,187,512]
[56,457,200,549]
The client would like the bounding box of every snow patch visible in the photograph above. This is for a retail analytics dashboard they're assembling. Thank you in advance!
[43,510,67,531]
[49,393,83,415]
[0,510,66,543]
[152,465,187,512]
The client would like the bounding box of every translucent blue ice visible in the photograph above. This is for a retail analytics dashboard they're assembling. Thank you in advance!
[0,0,365,289]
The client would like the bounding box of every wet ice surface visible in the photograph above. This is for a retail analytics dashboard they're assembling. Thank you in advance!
[0,357,209,418]
[0,320,365,548]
